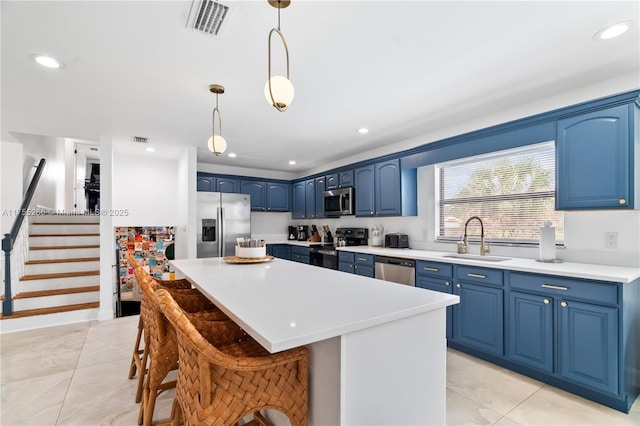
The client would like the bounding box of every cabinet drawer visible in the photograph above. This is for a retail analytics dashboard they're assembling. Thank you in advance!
[509,272,618,305]
[338,252,354,263]
[416,260,453,279]
[417,276,453,293]
[457,266,503,286]
[291,246,309,256]
[354,253,374,267]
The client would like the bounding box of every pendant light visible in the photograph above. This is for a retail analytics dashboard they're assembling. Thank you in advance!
[207,84,227,156]
[265,0,294,111]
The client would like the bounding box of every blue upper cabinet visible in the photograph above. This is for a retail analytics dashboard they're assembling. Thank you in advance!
[355,159,417,217]
[326,170,354,189]
[241,180,267,211]
[556,104,637,210]
[305,179,316,218]
[315,176,326,218]
[292,181,306,219]
[266,181,290,212]
[217,177,239,193]
[197,174,216,192]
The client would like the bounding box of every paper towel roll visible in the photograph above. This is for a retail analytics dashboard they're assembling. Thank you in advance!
[539,226,556,260]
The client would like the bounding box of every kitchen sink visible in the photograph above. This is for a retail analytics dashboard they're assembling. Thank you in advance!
[442,254,511,262]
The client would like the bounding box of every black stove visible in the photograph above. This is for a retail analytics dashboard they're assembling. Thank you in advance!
[309,228,368,270]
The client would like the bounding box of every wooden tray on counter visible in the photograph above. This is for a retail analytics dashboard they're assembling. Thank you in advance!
[222,255,274,264]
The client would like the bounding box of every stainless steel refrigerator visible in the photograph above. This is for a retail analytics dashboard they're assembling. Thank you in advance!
[196,192,251,258]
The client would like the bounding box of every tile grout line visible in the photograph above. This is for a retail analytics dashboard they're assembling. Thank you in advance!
[495,383,546,425]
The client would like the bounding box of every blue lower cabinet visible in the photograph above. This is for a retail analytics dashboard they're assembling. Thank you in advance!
[509,291,553,373]
[454,281,504,356]
[354,253,375,277]
[267,244,291,261]
[338,252,354,273]
[559,300,618,395]
[291,246,310,264]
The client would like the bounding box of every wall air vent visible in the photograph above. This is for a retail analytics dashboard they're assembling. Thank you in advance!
[186,0,232,37]
[132,136,148,143]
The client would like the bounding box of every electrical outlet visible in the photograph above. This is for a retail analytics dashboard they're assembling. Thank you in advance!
[604,232,618,249]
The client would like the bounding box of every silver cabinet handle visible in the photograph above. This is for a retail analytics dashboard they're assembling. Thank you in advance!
[561,301,568,307]
[467,273,486,279]
[456,283,461,288]
[423,267,439,272]
[541,284,568,291]
[357,258,368,262]
[543,298,549,304]
[445,281,450,286]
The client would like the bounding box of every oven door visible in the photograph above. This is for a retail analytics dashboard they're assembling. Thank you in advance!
[309,247,338,270]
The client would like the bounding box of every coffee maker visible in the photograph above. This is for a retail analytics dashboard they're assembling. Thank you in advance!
[296,225,309,241]
[288,226,297,240]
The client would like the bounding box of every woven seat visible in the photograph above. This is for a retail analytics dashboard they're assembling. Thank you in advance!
[130,257,228,426]
[154,288,309,426]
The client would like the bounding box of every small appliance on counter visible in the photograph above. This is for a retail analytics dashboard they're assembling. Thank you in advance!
[288,226,297,241]
[296,225,309,241]
[385,233,409,248]
[335,227,369,246]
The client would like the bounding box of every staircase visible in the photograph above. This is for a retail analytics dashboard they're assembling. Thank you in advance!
[1,214,101,332]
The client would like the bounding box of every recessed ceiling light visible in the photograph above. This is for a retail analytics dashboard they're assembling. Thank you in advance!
[289,160,296,165]
[31,54,64,69]
[593,21,633,40]
[145,147,155,153]
[357,127,369,135]
[228,152,237,158]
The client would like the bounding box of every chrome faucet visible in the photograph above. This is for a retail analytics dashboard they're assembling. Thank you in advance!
[462,216,490,256]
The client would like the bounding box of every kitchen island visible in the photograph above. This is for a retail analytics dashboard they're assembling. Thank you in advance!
[171,257,459,425]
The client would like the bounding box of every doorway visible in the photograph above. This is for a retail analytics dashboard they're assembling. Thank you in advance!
[73,142,100,212]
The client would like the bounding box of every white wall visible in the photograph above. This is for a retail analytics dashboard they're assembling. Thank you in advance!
[0,140,24,235]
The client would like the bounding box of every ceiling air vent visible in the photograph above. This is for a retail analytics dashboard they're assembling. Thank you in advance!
[132,136,148,143]
[186,0,232,37]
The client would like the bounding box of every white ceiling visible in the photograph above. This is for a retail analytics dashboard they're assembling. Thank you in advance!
[2,1,638,174]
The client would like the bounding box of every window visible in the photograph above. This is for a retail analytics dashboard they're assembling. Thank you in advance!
[436,142,564,245]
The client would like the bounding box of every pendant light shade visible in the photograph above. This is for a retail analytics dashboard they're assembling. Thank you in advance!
[208,84,227,156]
[266,0,293,112]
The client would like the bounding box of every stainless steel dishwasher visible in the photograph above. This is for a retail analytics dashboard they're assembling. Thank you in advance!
[375,255,416,286]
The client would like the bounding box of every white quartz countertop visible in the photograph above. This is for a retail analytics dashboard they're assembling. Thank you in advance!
[335,246,640,283]
[171,257,459,353]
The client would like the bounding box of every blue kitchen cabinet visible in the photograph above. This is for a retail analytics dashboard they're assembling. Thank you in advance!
[355,159,417,216]
[556,104,636,210]
[315,176,326,218]
[453,266,504,356]
[267,244,291,260]
[353,253,375,277]
[216,177,239,193]
[291,246,310,264]
[292,181,306,219]
[326,170,354,190]
[305,179,316,219]
[416,260,454,339]
[197,174,215,192]
[508,291,554,373]
[338,251,354,273]
[241,180,290,212]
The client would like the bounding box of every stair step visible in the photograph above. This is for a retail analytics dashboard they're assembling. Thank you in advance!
[28,214,99,224]
[14,285,100,299]
[31,222,98,225]
[29,235,100,247]
[30,244,99,250]
[20,270,100,281]
[0,302,100,320]
[25,257,100,265]
[30,224,99,235]
[29,233,100,237]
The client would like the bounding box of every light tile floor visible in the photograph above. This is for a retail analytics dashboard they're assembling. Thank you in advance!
[1,316,639,425]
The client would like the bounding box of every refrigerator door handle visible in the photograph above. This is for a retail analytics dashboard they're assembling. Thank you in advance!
[217,207,223,256]
[219,207,225,256]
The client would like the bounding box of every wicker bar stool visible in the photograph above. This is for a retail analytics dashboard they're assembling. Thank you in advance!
[133,263,229,426]
[154,287,309,426]
[127,256,194,403]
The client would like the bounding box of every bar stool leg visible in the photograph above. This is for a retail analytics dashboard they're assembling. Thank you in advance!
[128,316,144,379]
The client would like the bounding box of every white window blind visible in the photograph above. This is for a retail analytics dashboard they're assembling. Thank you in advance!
[436,142,564,245]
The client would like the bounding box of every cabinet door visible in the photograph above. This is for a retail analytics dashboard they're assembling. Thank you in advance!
[217,177,239,193]
[197,175,216,192]
[305,179,316,218]
[241,180,266,211]
[355,165,375,216]
[375,159,401,216]
[266,181,290,212]
[559,300,618,395]
[354,265,375,278]
[325,174,339,190]
[508,291,553,373]
[339,170,354,188]
[454,282,504,356]
[315,176,326,218]
[417,277,454,339]
[556,104,632,209]
[272,245,291,260]
[292,181,306,219]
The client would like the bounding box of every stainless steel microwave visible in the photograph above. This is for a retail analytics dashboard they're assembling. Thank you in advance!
[323,187,355,216]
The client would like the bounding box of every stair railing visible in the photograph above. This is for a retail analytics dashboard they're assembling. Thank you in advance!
[2,158,46,316]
